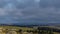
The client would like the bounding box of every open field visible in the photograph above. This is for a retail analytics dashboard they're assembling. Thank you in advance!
[0,26,34,31]
[0,26,36,34]
[0,26,60,34]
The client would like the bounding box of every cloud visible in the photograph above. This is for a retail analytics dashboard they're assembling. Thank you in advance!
[35,0,40,2]
[0,0,60,24]
[0,8,8,16]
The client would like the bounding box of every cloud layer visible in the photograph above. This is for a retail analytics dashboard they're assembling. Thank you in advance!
[0,0,60,24]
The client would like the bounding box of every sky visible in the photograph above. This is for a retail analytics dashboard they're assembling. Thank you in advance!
[0,0,60,25]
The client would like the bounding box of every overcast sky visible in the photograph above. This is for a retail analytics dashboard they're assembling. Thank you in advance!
[0,0,60,25]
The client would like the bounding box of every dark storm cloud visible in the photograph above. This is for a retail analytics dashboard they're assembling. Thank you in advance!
[0,0,60,24]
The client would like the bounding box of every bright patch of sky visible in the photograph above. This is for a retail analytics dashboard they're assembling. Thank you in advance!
[35,0,40,2]
[4,3,15,9]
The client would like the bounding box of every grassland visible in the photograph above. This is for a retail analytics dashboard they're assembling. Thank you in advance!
[0,26,60,34]
[0,26,34,31]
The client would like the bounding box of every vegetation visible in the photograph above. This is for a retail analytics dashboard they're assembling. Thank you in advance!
[0,26,60,34]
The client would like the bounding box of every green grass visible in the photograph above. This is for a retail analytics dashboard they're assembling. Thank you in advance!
[0,26,34,31]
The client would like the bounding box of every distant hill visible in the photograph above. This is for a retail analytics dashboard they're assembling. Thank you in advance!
[0,23,60,27]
